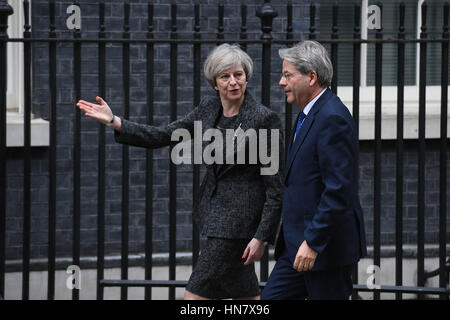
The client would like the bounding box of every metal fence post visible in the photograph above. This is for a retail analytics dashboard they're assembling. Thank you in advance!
[439,2,449,301]
[97,0,106,301]
[417,2,428,300]
[120,1,131,301]
[0,0,13,300]
[373,2,383,301]
[395,2,406,301]
[22,0,31,301]
[72,0,82,302]
[168,3,178,301]
[145,2,154,302]
[47,0,56,300]
[256,0,277,109]
[256,0,277,284]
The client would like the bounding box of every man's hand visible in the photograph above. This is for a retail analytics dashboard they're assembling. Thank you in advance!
[293,240,318,272]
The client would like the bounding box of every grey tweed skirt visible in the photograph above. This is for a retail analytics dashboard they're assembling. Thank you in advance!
[186,237,261,299]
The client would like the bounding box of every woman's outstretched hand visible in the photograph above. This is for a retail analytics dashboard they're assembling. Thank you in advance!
[76,96,114,125]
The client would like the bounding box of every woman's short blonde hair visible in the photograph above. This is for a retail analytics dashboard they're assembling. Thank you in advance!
[203,43,253,89]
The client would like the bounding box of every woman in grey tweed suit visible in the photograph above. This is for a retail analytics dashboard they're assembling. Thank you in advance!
[77,44,283,300]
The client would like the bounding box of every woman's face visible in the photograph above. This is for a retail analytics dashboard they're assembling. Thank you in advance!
[215,65,247,104]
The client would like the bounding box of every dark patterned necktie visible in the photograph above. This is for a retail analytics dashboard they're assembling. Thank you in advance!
[294,112,306,141]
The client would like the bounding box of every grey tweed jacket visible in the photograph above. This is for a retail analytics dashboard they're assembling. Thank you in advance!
[114,92,284,243]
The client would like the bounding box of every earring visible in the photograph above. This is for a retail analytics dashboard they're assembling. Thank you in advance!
[214,86,218,90]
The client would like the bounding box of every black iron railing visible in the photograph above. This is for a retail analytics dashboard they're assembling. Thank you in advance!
[0,0,448,300]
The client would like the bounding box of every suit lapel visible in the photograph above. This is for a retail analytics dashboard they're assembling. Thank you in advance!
[201,95,223,180]
[202,95,223,135]
[285,88,332,182]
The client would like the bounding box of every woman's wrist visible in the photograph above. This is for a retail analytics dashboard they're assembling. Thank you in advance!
[105,114,115,126]
[254,237,268,247]
[109,115,121,131]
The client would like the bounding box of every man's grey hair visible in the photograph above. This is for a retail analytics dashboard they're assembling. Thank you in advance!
[204,43,253,89]
[279,40,333,88]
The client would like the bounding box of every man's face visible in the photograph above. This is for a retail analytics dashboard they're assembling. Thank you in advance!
[279,60,311,109]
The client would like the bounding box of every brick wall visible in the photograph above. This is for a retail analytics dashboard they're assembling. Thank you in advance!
[358,140,450,246]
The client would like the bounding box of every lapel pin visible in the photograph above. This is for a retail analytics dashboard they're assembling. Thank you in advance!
[233,123,242,142]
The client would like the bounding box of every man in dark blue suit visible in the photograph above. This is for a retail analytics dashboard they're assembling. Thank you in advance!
[261,41,367,300]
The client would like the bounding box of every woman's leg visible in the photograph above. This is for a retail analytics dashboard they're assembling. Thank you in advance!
[184,289,210,300]
[233,295,260,300]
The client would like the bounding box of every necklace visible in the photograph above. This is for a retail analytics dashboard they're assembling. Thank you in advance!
[216,122,242,141]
